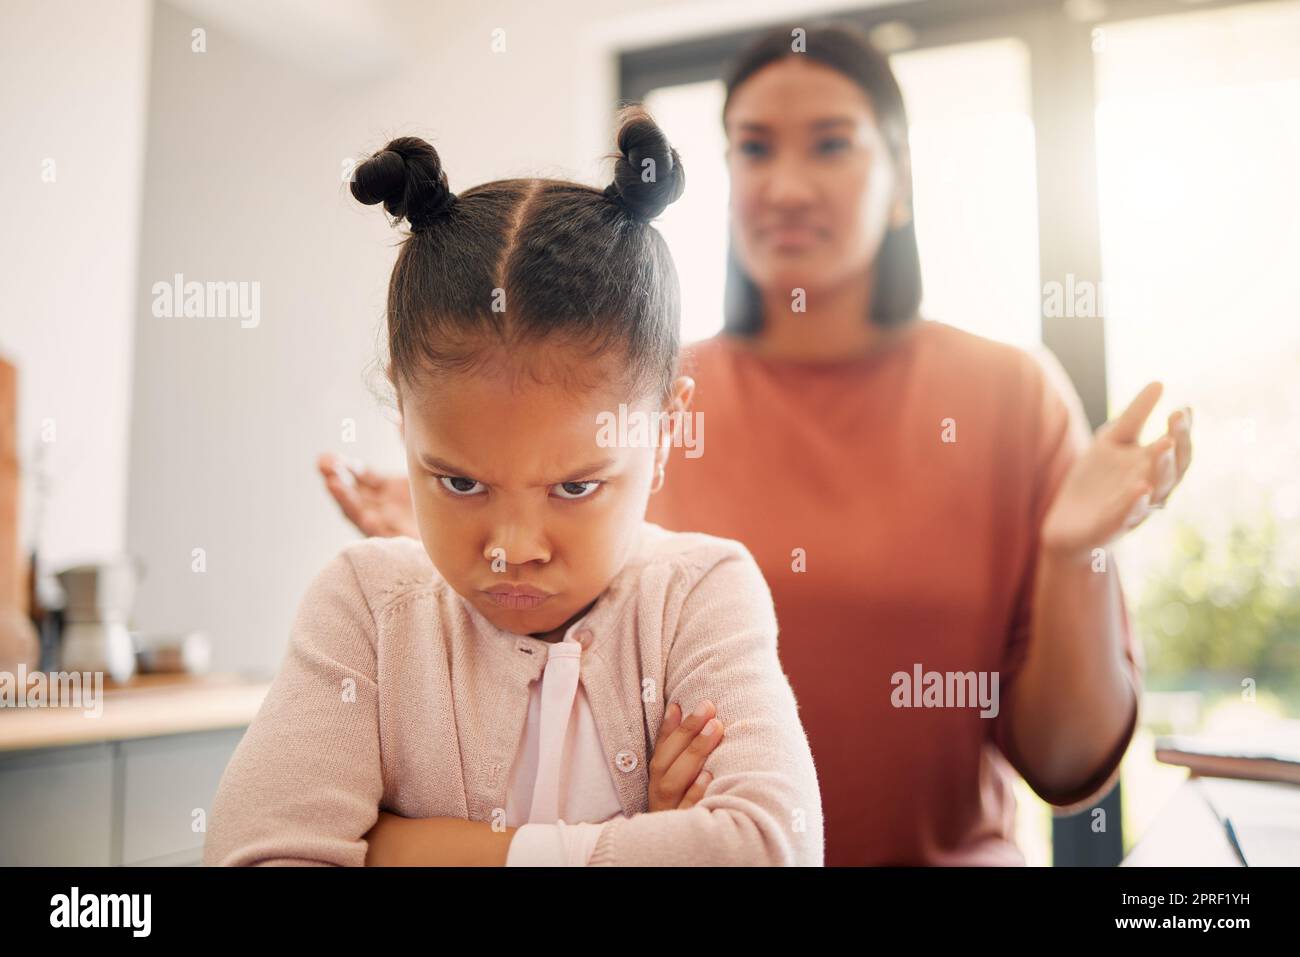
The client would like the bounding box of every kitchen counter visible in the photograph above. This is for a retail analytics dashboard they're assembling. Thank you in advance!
[0,671,270,753]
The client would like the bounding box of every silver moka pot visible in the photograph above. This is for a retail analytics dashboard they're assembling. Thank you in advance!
[56,557,142,683]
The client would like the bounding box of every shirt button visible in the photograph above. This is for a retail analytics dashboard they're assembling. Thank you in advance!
[614,750,638,774]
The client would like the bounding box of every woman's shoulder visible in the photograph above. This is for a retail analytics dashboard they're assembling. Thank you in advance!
[917,318,1038,373]
[919,319,1094,468]
[679,333,736,380]
[687,320,1040,382]
[919,319,1083,409]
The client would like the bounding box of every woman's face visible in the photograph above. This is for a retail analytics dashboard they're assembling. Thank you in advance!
[398,346,686,641]
[725,56,908,298]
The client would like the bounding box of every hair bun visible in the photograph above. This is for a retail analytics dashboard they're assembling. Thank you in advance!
[351,136,453,231]
[604,106,685,222]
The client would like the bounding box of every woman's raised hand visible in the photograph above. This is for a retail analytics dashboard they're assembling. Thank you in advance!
[648,700,725,812]
[1040,381,1193,560]
[317,452,419,539]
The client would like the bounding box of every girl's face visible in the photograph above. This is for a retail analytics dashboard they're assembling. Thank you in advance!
[399,344,689,641]
[725,56,910,299]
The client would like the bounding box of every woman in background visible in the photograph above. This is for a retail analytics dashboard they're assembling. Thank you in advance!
[320,23,1192,865]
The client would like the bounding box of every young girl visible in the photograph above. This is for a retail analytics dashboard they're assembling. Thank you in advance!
[203,108,822,866]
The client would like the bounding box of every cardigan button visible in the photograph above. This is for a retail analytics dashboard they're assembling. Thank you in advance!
[614,750,638,773]
[575,628,594,648]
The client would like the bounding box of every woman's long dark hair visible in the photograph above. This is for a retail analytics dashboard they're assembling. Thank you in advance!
[351,106,686,401]
[721,22,922,335]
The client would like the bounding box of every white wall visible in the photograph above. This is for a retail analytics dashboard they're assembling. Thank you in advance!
[123,0,890,676]
[0,0,153,571]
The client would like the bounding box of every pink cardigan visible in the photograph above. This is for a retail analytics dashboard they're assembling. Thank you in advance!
[203,523,824,866]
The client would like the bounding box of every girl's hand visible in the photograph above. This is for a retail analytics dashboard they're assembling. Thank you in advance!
[1041,381,1193,561]
[317,453,419,539]
[648,700,725,812]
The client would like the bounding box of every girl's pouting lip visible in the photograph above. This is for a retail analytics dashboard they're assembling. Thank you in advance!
[481,582,553,610]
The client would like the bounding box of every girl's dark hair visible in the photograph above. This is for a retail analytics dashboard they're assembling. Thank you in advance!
[351,106,685,401]
[721,22,922,334]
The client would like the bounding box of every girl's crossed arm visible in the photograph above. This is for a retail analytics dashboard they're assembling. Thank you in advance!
[363,698,726,865]
[576,547,824,866]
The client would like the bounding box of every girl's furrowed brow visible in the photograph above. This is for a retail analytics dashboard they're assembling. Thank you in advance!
[418,453,478,477]
[418,452,617,485]
[555,457,617,483]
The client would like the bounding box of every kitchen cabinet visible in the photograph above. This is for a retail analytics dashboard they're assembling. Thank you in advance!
[0,673,266,865]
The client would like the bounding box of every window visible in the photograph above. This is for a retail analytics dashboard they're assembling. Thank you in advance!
[644,81,729,346]
[1093,0,1300,849]
[892,37,1041,350]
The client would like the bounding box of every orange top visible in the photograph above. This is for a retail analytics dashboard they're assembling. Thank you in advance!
[647,319,1143,865]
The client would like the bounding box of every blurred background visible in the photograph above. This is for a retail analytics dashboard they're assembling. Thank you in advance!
[1,0,1297,866]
